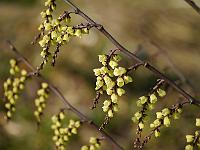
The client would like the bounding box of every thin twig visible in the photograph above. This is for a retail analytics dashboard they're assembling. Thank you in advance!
[6,41,124,150]
[148,39,196,95]
[184,0,200,15]
[62,0,200,107]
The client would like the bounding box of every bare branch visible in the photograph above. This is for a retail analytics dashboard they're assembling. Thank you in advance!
[62,0,200,107]
[184,0,200,15]
[148,40,196,94]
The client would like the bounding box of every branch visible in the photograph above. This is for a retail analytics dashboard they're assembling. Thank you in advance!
[184,0,200,15]
[63,0,200,107]
[148,40,196,95]
[6,41,124,150]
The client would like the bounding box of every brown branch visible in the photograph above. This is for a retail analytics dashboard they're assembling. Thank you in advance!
[140,101,190,149]
[149,40,187,83]
[184,0,200,15]
[6,41,124,150]
[63,0,200,107]
[148,40,196,95]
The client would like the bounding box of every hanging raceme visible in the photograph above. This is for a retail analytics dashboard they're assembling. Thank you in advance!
[133,103,183,149]
[185,118,200,150]
[132,80,166,131]
[34,82,49,124]
[51,110,81,150]
[92,52,133,129]
[149,104,183,138]
[132,80,166,149]
[34,0,90,70]
[3,59,28,120]
[81,137,102,150]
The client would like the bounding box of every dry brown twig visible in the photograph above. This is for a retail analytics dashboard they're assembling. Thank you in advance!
[184,0,200,15]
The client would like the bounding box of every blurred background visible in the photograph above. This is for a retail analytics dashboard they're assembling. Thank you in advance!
[0,0,200,149]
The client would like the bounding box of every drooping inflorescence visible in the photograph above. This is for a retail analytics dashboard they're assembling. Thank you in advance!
[93,53,133,129]
[81,137,101,150]
[34,0,90,70]
[133,102,183,149]
[132,80,166,131]
[51,110,81,150]
[34,82,49,124]
[149,104,182,138]
[3,59,28,120]
[185,118,200,150]
[132,80,166,149]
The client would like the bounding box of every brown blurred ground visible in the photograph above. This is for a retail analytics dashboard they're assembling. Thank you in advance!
[0,0,200,150]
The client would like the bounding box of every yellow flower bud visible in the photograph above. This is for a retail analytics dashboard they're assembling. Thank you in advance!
[155,130,160,137]
[81,146,89,150]
[51,31,58,39]
[153,119,161,127]
[185,145,193,150]
[109,60,118,69]
[124,75,133,84]
[103,100,111,107]
[150,94,157,104]
[111,94,118,103]
[93,69,101,76]
[156,112,163,119]
[139,96,148,104]
[134,112,142,120]
[82,28,89,34]
[102,106,109,112]
[113,105,119,112]
[117,88,125,96]
[98,55,107,63]
[163,116,170,127]
[138,122,144,129]
[186,135,194,143]
[162,108,171,116]
[59,112,65,120]
[39,39,46,47]
[196,118,200,127]
[71,128,77,134]
[10,59,16,67]
[157,89,166,97]
[63,34,69,42]
[108,109,114,118]
[150,123,155,128]
[117,77,124,87]
[106,89,113,95]
[67,27,74,35]
[56,36,63,43]
[113,55,121,62]
[113,67,126,76]
[89,137,97,144]
[74,29,82,38]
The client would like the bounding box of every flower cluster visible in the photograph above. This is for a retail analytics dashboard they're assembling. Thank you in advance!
[3,59,28,120]
[51,111,81,150]
[36,0,90,69]
[34,82,49,124]
[93,54,133,128]
[185,118,200,150]
[132,88,166,130]
[150,104,182,137]
[81,137,101,150]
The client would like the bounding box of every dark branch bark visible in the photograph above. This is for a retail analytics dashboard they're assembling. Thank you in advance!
[184,0,200,15]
